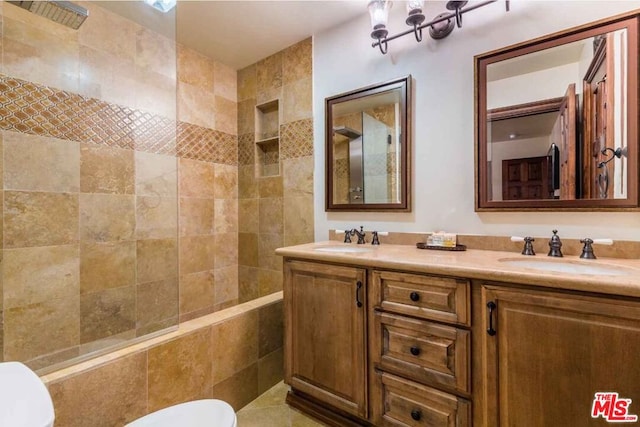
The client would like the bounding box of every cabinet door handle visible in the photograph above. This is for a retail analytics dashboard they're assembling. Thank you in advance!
[356,281,363,308]
[409,291,420,302]
[411,409,422,421]
[410,346,421,356]
[487,301,497,336]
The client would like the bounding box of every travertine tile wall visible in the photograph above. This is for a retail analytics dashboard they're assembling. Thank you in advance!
[0,2,241,370]
[176,44,239,322]
[237,38,315,302]
[43,294,284,427]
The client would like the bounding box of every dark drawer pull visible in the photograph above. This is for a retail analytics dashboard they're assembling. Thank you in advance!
[410,346,420,356]
[409,292,420,302]
[411,409,422,421]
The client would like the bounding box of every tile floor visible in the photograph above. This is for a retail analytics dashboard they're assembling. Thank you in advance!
[236,381,327,426]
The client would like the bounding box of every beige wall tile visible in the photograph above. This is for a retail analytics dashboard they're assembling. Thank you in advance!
[239,266,260,303]
[238,165,258,199]
[282,156,313,197]
[179,271,215,316]
[214,164,238,199]
[214,265,239,307]
[259,198,283,235]
[178,80,216,129]
[214,61,237,102]
[215,96,238,135]
[283,38,312,84]
[258,176,283,198]
[80,241,136,294]
[4,295,80,361]
[137,238,178,284]
[136,26,176,80]
[258,348,284,395]
[4,191,79,248]
[239,233,259,268]
[258,269,283,297]
[238,199,259,234]
[80,193,136,242]
[80,144,134,194]
[283,77,313,123]
[179,197,214,236]
[3,245,79,309]
[237,64,257,102]
[4,133,79,192]
[211,310,258,383]
[136,278,178,332]
[179,235,215,274]
[284,195,314,238]
[78,2,137,61]
[214,199,238,233]
[136,196,178,239]
[212,363,259,412]
[79,329,136,357]
[257,52,282,94]
[215,232,239,268]
[80,285,136,344]
[78,44,136,107]
[179,158,216,198]
[177,44,214,90]
[284,233,314,247]
[48,352,147,427]
[258,301,283,358]
[148,329,212,412]
[238,99,257,135]
[257,87,283,107]
[135,152,177,197]
[258,233,283,271]
[134,66,177,119]
[2,14,80,93]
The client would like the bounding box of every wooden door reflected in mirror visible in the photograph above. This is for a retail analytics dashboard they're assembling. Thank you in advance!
[476,12,639,210]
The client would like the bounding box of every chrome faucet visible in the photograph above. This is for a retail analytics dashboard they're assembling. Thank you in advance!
[351,226,366,244]
[548,230,563,257]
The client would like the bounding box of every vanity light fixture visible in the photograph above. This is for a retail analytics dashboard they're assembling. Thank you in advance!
[369,0,510,54]
[144,0,176,13]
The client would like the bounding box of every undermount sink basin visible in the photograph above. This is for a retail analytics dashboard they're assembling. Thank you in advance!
[499,258,637,276]
[313,245,374,254]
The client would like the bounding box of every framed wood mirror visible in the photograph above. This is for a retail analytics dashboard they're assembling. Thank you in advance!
[475,12,639,211]
[325,76,411,212]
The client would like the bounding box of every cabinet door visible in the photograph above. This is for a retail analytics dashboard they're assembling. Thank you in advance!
[284,260,368,419]
[477,284,640,427]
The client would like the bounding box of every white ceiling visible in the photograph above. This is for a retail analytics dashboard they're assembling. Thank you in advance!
[99,1,368,70]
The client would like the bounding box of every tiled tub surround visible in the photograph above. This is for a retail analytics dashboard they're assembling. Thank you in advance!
[237,38,315,304]
[0,1,243,370]
[41,293,284,427]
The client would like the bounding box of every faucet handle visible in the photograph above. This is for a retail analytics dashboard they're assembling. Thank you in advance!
[372,231,380,245]
[580,238,614,259]
[548,229,563,257]
[511,236,535,256]
[343,229,352,243]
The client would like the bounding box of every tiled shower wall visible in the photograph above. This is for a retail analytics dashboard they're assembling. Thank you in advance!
[237,38,315,302]
[0,2,240,370]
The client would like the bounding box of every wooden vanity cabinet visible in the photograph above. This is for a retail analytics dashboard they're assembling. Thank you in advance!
[473,283,640,427]
[283,260,368,423]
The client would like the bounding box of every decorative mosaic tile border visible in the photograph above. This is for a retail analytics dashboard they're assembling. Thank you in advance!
[0,75,237,165]
[280,118,313,160]
[238,133,255,166]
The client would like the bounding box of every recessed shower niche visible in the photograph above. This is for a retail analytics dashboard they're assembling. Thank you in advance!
[255,99,280,177]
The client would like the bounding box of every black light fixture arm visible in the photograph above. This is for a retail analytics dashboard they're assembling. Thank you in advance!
[372,0,508,51]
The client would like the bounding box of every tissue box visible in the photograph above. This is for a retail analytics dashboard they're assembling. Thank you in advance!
[426,232,457,248]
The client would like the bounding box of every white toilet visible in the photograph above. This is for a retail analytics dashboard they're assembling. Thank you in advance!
[125,399,237,427]
[0,361,236,427]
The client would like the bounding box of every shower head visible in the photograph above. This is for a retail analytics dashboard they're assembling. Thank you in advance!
[7,1,89,29]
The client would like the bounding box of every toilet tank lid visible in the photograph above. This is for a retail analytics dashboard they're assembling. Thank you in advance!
[0,361,55,427]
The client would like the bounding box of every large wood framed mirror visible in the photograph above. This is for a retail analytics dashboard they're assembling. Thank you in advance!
[325,76,411,212]
[475,12,639,211]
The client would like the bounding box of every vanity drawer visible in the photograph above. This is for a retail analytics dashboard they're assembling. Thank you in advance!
[374,311,470,394]
[372,270,470,326]
[372,371,471,427]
